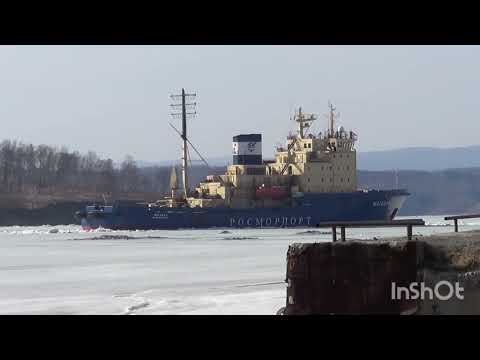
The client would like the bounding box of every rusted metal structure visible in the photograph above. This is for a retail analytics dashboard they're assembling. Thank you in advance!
[280,241,425,315]
[279,231,480,315]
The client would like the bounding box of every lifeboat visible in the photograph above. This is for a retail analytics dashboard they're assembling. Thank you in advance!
[256,186,289,200]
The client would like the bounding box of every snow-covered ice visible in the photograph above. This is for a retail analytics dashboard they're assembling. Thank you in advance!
[0,215,476,314]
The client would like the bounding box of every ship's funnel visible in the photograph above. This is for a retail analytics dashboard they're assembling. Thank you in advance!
[232,134,262,165]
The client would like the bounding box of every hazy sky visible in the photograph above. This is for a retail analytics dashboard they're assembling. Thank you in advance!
[1,45,479,163]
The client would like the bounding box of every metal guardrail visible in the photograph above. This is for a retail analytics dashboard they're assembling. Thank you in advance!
[444,214,480,233]
[314,219,426,242]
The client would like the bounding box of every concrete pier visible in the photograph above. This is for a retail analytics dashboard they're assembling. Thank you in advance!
[282,230,480,315]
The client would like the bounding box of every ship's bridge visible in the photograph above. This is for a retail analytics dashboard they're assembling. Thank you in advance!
[268,105,358,193]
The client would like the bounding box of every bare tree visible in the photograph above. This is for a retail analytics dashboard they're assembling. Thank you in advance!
[120,155,139,193]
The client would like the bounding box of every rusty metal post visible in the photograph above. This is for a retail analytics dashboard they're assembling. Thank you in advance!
[332,226,337,242]
[341,226,346,242]
[407,224,412,240]
[454,219,458,233]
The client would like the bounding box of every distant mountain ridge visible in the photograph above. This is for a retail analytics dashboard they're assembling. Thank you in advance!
[139,145,480,171]
[357,145,480,171]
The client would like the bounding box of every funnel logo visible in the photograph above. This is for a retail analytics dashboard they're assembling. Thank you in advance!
[247,142,257,153]
[233,141,261,156]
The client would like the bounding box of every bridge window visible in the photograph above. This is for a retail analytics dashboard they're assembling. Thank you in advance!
[304,144,307,148]
[308,143,311,148]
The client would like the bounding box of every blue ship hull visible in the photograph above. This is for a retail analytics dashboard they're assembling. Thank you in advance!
[77,189,409,230]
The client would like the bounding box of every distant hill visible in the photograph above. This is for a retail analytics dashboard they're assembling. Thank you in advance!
[357,168,480,215]
[358,145,480,171]
[140,145,480,172]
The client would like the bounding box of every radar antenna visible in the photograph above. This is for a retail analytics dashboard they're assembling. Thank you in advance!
[294,107,317,139]
[280,107,316,175]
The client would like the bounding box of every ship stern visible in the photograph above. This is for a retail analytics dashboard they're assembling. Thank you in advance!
[74,204,114,230]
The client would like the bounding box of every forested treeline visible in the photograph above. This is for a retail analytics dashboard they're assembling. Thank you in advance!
[0,139,225,200]
[0,140,163,195]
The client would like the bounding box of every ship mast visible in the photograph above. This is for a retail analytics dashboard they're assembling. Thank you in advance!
[170,89,196,199]
[280,107,316,175]
[328,101,338,138]
[294,107,316,139]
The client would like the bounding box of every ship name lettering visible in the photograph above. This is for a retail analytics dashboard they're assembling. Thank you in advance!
[152,212,168,219]
[231,215,311,227]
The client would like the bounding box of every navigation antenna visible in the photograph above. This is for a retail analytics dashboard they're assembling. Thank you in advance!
[170,89,196,199]
[325,101,340,138]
